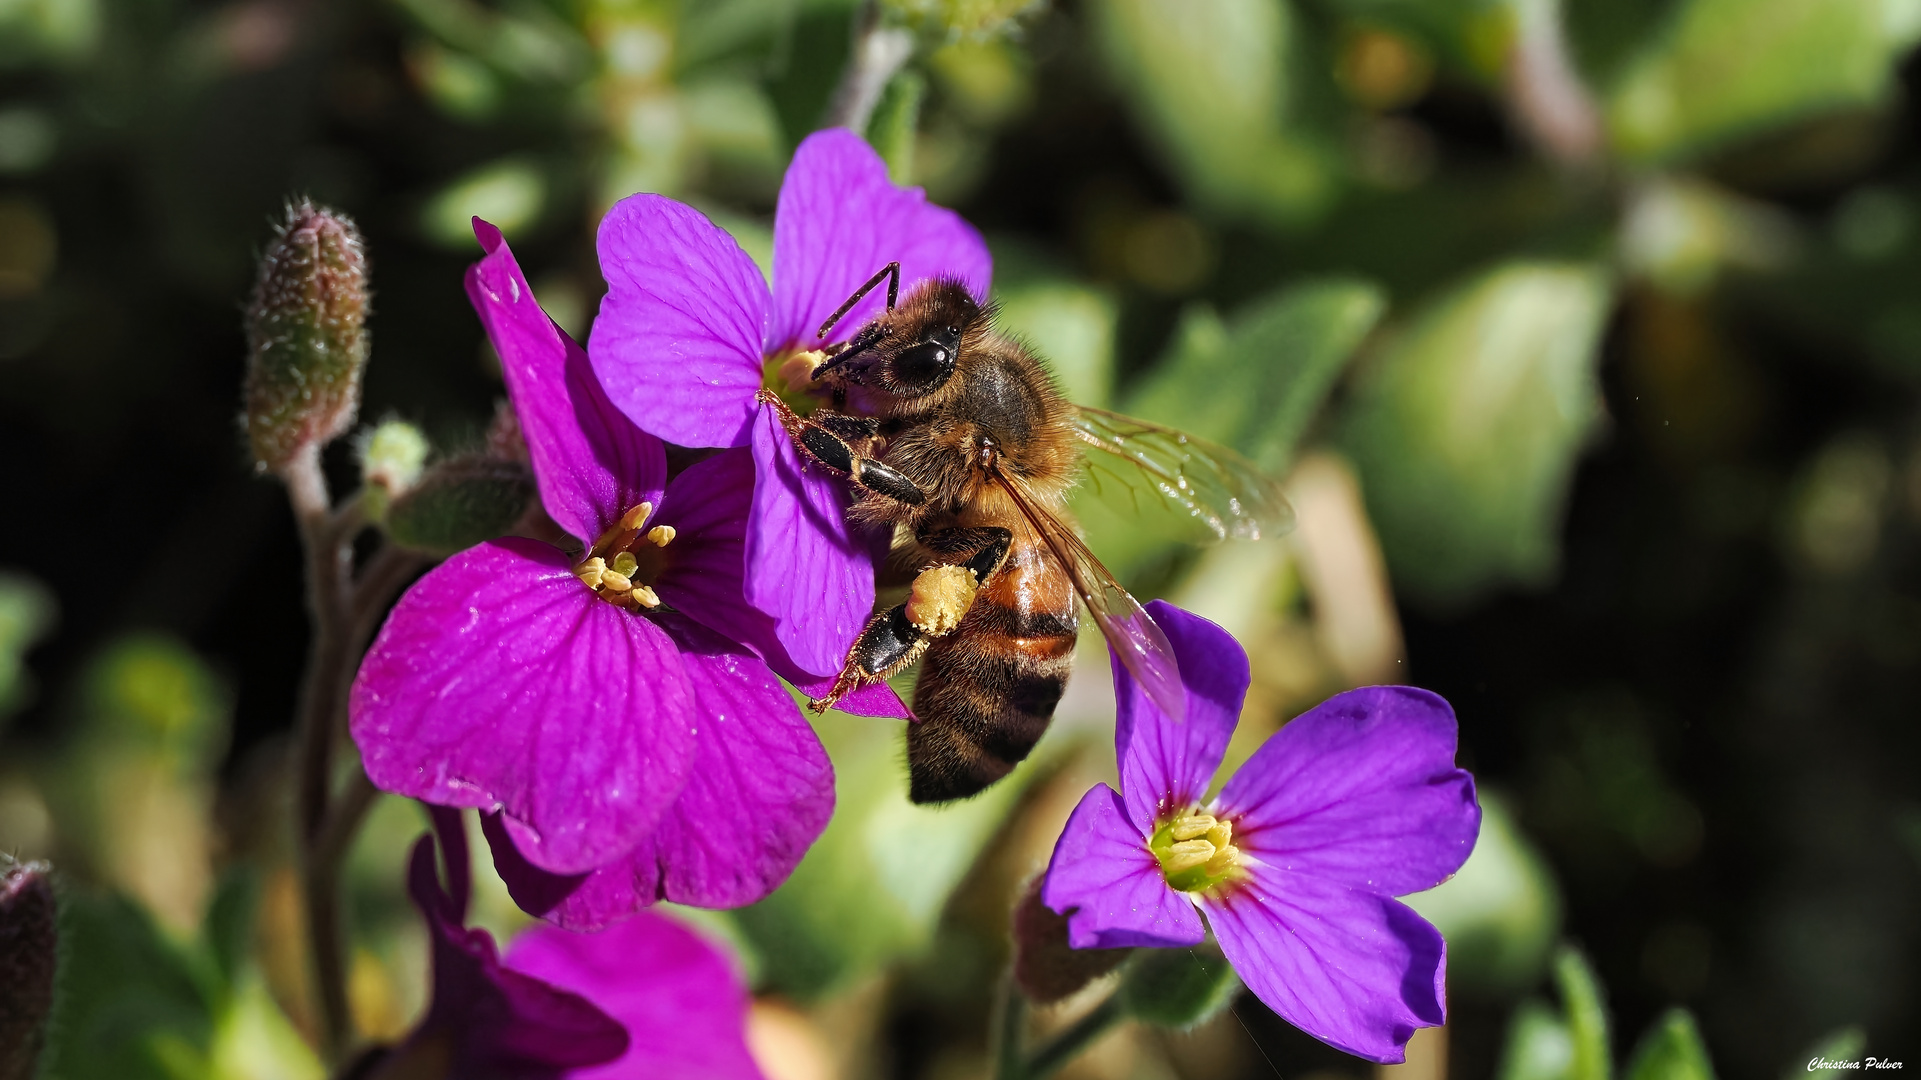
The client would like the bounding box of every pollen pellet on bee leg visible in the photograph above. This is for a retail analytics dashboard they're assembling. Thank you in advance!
[1169,814,1218,841]
[905,564,979,636]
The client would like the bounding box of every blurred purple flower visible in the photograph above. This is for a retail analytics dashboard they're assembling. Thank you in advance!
[505,909,766,1080]
[587,127,990,692]
[386,828,628,1079]
[1040,601,1480,1064]
[351,223,859,922]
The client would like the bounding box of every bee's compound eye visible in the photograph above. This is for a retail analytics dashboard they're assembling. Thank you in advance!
[891,330,959,393]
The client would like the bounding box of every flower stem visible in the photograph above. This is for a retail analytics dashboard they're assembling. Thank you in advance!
[824,0,914,133]
[283,444,364,1063]
[991,972,1028,1080]
[1021,993,1127,1080]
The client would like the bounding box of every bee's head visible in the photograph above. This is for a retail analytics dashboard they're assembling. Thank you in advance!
[815,279,978,398]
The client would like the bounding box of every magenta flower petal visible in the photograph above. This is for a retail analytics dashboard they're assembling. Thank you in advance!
[406,837,629,1076]
[789,674,912,719]
[1041,784,1205,950]
[590,195,773,449]
[1217,687,1479,896]
[488,617,833,929]
[351,538,697,875]
[1203,866,1446,1064]
[506,911,765,1080]
[468,220,666,545]
[1112,600,1246,835]
[747,406,875,678]
[771,129,992,348]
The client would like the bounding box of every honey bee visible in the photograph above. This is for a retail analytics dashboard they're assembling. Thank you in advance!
[761,262,1292,803]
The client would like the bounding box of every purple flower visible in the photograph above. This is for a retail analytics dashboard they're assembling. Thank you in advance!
[505,912,766,1080]
[385,827,629,1079]
[586,127,990,691]
[351,222,862,924]
[1040,602,1480,1064]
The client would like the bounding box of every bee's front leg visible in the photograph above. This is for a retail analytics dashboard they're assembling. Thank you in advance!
[757,389,927,507]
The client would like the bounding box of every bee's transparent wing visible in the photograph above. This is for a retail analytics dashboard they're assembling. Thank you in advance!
[992,465,1186,722]
[1070,406,1295,544]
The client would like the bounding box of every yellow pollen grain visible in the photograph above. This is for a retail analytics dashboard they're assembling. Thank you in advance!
[599,569,633,593]
[905,564,979,636]
[646,525,677,548]
[1169,814,1218,841]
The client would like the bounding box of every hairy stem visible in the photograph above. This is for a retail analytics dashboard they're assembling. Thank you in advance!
[824,0,914,133]
[992,972,1028,1080]
[283,444,359,1063]
[1021,993,1127,1080]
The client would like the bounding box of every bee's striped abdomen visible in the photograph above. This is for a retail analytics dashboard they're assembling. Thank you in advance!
[906,540,1077,803]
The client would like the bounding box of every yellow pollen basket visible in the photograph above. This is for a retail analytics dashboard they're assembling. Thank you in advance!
[574,501,665,610]
[1148,809,1244,892]
[904,564,979,636]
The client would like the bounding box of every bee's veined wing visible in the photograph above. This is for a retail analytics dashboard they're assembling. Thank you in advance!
[1070,406,1296,543]
[991,464,1186,723]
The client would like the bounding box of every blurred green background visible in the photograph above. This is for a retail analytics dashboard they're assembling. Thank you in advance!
[2,0,1918,1076]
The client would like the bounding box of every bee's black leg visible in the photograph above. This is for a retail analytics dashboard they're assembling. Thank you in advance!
[917,525,1014,582]
[758,390,929,507]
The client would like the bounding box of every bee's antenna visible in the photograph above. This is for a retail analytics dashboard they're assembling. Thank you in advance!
[818,261,900,339]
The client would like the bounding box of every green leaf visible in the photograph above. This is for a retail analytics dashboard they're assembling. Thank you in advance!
[1090,0,1332,224]
[1498,999,1577,1080]
[1794,1027,1867,1080]
[0,570,55,724]
[201,870,259,995]
[1124,277,1385,473]
[865,69,927,186]
[1402,792,1564,993]
[1607,0,1921,164]
[1625,1008,1717,1080]
[1117,946,1242,1029]
[43,890,216,1080]
[729,706,1033,997]
[1554,946,1613,1080]
[1339,261,1612,608]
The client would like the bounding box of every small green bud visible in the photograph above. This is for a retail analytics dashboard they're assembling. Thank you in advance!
[1117,945,1241,1029]
[385,456,536,556]
[0,855,57,1080]
[243,198,370,473]
[358,420,432,522]
[1010,876,1130,1004]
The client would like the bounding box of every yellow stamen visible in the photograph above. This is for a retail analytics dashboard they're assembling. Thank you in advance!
[632,584,661,608]
[599,569,633,593]
[575,556,607,590]
[1169,814,1219,841]
[645,525,677,548]
[778,349,829,393]
[589,501,653,556]
[1161,839,1218,874]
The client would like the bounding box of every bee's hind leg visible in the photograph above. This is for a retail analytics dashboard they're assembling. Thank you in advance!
[810,606,927,714]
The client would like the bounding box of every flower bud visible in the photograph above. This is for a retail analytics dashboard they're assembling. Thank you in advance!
[358,420,432,523]
[384,456,536,556]
[0,856,57,1080]
[243,199,370,473]
[1117,944,1240,1029]
[1010,876,1129,1004]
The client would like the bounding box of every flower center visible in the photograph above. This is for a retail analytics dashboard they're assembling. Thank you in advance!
[1148,809,1245,893]
[761,348,833,416]
[573,501,674,610]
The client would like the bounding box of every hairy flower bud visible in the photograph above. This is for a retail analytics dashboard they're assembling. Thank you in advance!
[243,199,370,473]
[385,455,536,556]
[1117,944,1241,1029]
[0,856,56,1080]
[359,420,432,523]
[1011,876,1129,1004]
